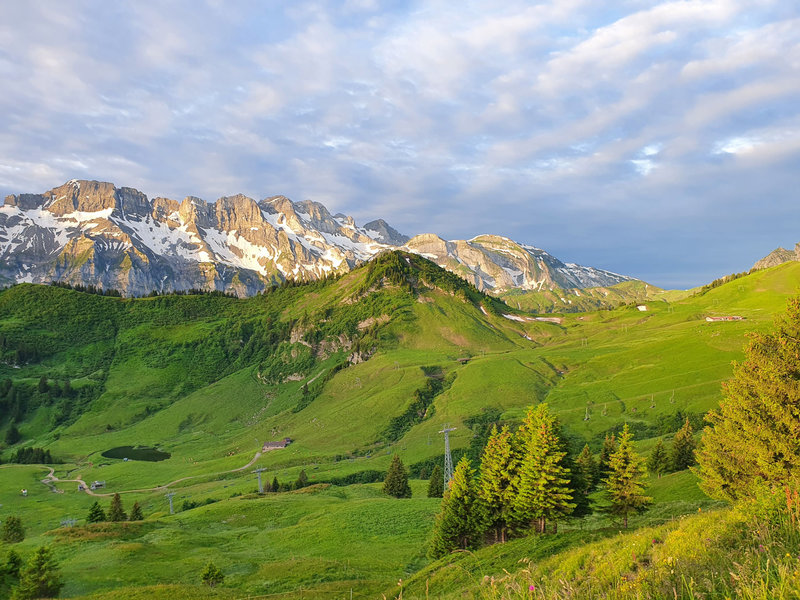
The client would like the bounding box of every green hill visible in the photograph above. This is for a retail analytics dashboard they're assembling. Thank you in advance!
[0,255,799,598]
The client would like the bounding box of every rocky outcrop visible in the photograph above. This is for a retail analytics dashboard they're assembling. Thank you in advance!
[753,243,800,270]
[1,179,635,296]
[403,234,631,292]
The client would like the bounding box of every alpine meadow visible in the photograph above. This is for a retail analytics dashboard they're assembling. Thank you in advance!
[0,247,799,598]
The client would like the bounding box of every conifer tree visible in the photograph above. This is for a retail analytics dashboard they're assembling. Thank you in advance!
[697,297,800,501]
[129,501,144,521]
[603,424,651,528]
[647,438,669,478]
[200,561,224,587]
[383,454,412,498]
[272,476,279,493]
[511,404,574,533]
[5,549,22,578]
[294,469,309,489]
[427,464,444,498]
[575,444,599,491]
[86,501,106,523]
[669,418,696,471]
[12,546,63,600]
[478,425,516,542]
[1,516,24,543]
[598,433,617,480]
[428,457,485,558]
[108,493,127,522]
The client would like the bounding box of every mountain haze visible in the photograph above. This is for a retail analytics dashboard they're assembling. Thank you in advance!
[1,179,634,297]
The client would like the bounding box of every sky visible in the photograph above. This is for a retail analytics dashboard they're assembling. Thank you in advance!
[0,1,799,289]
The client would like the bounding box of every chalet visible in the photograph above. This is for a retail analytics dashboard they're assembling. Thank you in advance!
[637,305,648,311]
[705,316,746,322]
[262,437,292,451]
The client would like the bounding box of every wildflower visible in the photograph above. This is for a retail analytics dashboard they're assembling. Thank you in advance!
[529,584,536,591]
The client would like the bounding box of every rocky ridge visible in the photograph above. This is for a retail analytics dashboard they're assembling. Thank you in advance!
[0,180,634,296]
[753,243,800,270]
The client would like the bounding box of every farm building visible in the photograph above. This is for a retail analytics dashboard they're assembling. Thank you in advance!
[262,437,293,451]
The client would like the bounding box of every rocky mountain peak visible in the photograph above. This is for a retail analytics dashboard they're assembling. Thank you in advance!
[0,178,635,297]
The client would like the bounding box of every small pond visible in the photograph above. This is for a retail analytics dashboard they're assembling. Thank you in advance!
[101,446,171,462]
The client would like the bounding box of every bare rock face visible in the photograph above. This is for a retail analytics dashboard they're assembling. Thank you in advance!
[0,178,634,296]
[753,243,800,270]
[404,233,631,292]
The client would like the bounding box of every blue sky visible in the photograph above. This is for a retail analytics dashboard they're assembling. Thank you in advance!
[1,1,798,288]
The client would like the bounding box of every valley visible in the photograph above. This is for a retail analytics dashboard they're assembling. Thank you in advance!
[1,253,799,598]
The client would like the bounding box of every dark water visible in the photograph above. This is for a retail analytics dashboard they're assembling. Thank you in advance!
[101,446,171,462]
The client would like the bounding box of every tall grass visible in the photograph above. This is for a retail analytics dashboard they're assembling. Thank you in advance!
[473,486,800,600]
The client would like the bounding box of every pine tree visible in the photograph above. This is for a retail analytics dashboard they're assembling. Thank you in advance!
[272,476,279,493]
[294,469,309,489]
[129,501,144,521]
[697,297,800,501]
[598,433,617,480]
[12,546,63,600]
[511,404,575,533]
[86,501,106,523]
[37,376,48,394]
[4,425,21,446]
[383,454,412,498]
[108,493,127,522]
[575,443,599,491]
[670,417,696,472]
[1,516,24,543]
[5,549,23,578]
[427,464,444,498]
[647,438,669,478]
[477,425,516,542]
[603,424,651,528]
[200,561,224,587]
[428,457,485,558]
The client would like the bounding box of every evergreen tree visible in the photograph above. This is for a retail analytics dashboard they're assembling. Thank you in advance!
[272,476,279,493]
[669,417,696,472]
[697,297,800,501]
[477,425,516,542]
[4,425,21,446]
[427,464,444,498]
[108,493,127,522]
[37,376,48,394]
[575,444,599,491]
[86,501,106,523]
[383,454,412,498]
[294,469,309,489]
[510,404,575,533]
[428,457,485,558]
[200,561,224,587]
[129,502,144,521]
[1,516,24,543]
[598,433,617,480]
[5,550,22,578]
[12,546,63,600]
[603,424,651,528]
[647,438,669,478]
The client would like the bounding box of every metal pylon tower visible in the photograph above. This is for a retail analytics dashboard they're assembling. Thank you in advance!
[439,425,456,486]
[165,492,175,515]
[253,467,268,493]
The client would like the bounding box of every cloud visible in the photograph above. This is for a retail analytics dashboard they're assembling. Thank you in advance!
[0,0,798,287]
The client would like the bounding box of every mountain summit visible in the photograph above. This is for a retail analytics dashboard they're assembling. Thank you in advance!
[1,179,634,296]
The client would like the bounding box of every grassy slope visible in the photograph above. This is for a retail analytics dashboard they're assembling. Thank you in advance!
[0,259,798,598]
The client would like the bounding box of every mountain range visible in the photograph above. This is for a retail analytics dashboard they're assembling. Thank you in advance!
[0,179,633,297]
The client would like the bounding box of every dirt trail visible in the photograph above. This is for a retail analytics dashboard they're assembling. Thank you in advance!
[32,451,263,497]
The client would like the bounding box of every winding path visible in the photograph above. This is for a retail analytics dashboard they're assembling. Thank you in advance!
[34,450,263,497]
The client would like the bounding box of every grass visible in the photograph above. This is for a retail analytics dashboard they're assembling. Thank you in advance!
[0,256,799,598]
